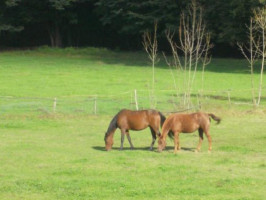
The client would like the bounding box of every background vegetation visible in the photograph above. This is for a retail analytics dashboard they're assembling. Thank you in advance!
[0,0,264,56]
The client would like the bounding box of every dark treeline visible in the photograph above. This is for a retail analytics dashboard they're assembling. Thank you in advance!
[0,0,264,57]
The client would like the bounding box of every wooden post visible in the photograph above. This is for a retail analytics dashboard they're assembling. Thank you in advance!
[227,91,231,106]
[131,92,133,110]
[134,89,139,110]
[53,97,57,113]
[197,91,201,110]
[94,96,97,114]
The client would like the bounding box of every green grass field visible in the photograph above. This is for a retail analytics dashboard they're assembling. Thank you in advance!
[0,47,265,199]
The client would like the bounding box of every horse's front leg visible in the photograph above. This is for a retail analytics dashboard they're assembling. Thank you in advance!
[120,130,125,150]
[149,127,157,151]
[174,132,180,154]
[126,131,134,150]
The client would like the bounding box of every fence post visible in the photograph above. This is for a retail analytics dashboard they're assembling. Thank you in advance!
[94,96,97,114]
[134,89,139,110]
[227,90,231,106]
[197,91,202,110]
[53,97,57,113]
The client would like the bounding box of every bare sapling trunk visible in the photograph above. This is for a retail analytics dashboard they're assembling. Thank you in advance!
[238,7,265,107]
[164,0,212,108]
[254,7,266,106]
[201,33,212,94]
[237,19,258,107]
[163,31,183,99]
[143,21,159,108]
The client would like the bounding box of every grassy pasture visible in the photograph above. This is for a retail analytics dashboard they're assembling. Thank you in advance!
[0,47,265,199]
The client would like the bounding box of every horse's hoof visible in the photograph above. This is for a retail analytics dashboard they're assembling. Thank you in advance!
[195,150,199,153]
[208,150,212,154]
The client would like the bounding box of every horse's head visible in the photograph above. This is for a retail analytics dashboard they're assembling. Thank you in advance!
[104,132,114,151]
[158,136,166,152]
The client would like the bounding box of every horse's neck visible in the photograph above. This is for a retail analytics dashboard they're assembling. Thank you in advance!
[162,132,168,140]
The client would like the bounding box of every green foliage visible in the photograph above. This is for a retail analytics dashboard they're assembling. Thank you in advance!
[49,0,77,10]
[0,24,23,32]
[95,0,262,42]
[95,0,184,34]
[0,0,264,54]
[5,0,21,7]
[202,0,261,44]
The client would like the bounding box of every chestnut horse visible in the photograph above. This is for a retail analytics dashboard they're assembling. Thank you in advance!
[104,109,166,151]
[158,112,221,153]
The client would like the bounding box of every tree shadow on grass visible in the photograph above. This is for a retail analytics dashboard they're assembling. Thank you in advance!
[35,48,264,74]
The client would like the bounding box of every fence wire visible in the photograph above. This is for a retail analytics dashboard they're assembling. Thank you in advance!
[0,88,265,115]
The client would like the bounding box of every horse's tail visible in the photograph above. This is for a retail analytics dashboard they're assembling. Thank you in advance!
[158,112,166,127]
[104,113,119,142]
[208,113,221,124]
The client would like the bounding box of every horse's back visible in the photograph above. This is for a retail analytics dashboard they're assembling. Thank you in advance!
[194,112,211,127]
[165,112,209,133]
[116,109,151,130]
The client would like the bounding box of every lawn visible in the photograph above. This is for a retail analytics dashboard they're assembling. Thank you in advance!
[0,48,265,199]
[0,47,265,115]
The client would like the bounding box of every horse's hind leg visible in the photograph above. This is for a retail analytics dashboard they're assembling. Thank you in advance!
[149,127,157,151]
[126,131,134,150]
[203,128,212,153]
[196,128,204,152]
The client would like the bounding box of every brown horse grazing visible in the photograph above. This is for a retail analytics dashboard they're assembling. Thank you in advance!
[104,109,166,151]
[158,112,221,153]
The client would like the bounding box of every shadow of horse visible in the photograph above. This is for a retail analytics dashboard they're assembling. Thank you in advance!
[92,146,195,152]
[92,146,151,151]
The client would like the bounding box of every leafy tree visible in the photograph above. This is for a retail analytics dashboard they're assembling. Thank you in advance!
[0,0,24,33]
[0,0,264,54]
[0,0,85,47]
[95,0,186,34]
[22,0,80,47]
[202,0,261,44]
[95,0,263,55]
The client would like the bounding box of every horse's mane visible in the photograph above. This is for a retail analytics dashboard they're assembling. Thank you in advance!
[104,111,120,141]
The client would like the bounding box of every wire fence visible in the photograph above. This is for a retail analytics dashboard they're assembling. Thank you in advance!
[0,88,265,115]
